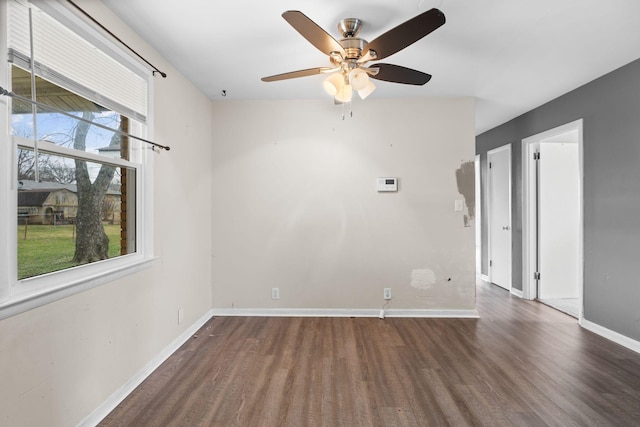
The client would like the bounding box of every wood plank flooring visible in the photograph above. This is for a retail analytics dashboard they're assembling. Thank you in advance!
[99,282,640,426]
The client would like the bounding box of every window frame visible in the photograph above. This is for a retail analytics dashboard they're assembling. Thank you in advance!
[0,0,156,320]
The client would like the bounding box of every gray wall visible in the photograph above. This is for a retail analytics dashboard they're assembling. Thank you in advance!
[477,58,640,341]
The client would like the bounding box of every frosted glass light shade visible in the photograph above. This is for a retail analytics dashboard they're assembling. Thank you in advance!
[358,80,376,99]
[323,73,344,96]
[335,84,353,103]
[349,68,369,91]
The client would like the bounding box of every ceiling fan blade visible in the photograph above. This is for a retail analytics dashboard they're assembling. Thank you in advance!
[368,63,432,85]
[363,8,445,61]
[282,11,346,56]
[262,67,333,82]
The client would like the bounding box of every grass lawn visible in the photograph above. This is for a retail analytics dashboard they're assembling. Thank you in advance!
[17,223,121,279]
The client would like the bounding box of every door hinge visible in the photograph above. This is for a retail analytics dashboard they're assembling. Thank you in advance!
[489,162,492,169]
[534,271,541,280]
[490,260,493,267]
[534,152,540,160]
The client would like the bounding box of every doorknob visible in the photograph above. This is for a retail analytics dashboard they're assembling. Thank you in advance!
[502,226,510,230]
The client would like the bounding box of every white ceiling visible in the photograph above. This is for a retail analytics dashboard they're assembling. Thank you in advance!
[102,0,640,134]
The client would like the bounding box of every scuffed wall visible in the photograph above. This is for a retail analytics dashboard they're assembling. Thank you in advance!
[211,97,475,311]
[456,160,475,226]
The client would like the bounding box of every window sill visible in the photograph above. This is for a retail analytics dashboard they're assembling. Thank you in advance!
[0,256,156,321]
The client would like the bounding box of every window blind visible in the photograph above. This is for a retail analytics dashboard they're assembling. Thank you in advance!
[7,0,148,122]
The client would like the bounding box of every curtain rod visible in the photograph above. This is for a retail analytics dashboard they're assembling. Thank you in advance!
[0,86,170,151]
[66,0,167,78]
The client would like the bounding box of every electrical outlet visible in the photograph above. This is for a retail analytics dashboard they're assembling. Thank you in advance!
[384,288,392,300]
[178,308,184,324]
[272,288,280,300]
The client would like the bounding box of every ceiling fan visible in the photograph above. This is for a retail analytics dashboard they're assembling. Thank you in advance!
[261,8,446,103]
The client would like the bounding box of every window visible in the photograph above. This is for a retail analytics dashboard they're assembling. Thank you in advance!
[0,0,154,319]
[12,65,138,279]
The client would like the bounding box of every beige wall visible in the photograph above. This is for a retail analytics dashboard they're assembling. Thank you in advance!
[0,1,213,426]
[211,98,476,311]
[0,2,476,424]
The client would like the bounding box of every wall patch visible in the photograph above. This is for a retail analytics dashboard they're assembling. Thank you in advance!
[411,269,437,290]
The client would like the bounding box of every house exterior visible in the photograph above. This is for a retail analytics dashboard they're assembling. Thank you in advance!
[17,180,121,225]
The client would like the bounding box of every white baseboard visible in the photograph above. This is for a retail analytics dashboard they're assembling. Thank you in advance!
[510,288,524,298]
[78,309,214,427]
[211,308,479,318]
[580,318,640,355]
[480,274,490,282]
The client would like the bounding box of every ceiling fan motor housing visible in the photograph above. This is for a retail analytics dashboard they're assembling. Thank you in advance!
[337,18,367,61]
[339,37,367,61]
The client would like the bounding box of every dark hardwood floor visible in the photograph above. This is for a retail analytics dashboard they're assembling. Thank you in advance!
[100,281,640,426]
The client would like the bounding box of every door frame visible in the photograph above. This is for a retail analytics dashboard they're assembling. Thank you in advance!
[521,119,584,321]
[475,154,481,278]
[487,143,512,291]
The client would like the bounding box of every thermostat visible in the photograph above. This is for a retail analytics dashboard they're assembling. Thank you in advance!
[377,177,398,192]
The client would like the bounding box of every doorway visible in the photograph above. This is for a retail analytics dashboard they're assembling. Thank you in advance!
[522,120,583,319]
[475,155,481,278]
[487,144,512,291]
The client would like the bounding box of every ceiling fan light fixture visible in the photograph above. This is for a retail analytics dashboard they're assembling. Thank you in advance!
[358,80,376,99]
[323,73,344,96]
[349,68,369,91]
[262,9,446,115]
[335,83,353,103]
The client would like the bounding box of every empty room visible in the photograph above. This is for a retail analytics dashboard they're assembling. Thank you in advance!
[1,0,640,426]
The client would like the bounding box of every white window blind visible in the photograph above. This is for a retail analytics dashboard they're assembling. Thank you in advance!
[7,0,148,122]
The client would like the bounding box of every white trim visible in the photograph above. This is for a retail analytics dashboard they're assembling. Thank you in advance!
[480,274,490,282]
[14,136,141,170]
[521,119,584,319]
[581,319,640,355]
[0,256,156,321]
[510,288,524,298]
[475,154,482,279]
[211,308,480,318]
[521,138,539,300]
[0,2,12,301]
[77,309,215,427]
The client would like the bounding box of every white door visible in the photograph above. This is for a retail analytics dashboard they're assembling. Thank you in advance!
[538,142,580,299]
[488,145,512,290]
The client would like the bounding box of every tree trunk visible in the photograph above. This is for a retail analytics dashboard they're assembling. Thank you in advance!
[72,112,118,264]
[73,185,111,263]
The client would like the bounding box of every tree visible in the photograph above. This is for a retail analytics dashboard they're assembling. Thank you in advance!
[17,149,36,181]
[15,123,76,183]
[15,110,122,263]
[15,124,36,181]
[18,150,76,183]
[72,111,120,264]
[39,158,76,184]
[101,197,117,223]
